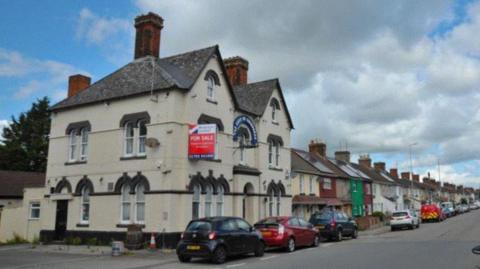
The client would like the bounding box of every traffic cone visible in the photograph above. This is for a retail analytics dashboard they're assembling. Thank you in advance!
[149,233,156,251]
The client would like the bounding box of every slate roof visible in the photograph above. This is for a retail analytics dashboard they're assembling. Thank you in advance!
[329,158,371,181]
[51,46,219,111]
[0,170,45,199]
[291,149,334,176]
[351,164,396,186]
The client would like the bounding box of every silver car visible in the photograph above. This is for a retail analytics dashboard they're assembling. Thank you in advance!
[390,210,420,231]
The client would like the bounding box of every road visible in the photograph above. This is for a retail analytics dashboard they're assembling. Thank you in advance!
[1,210,479,269]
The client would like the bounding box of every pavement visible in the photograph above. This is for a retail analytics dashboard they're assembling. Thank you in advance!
[0,210,479,269]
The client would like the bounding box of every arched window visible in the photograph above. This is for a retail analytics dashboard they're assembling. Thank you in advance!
[205,185,213,217]
[269,191,274,217]
[207,76,215,100]
[121,184,131,223]
[239,133,248,164]
[80,128,89,161]
[276,191,281,216]
[268,141,273,166]
[275,143,280,166]
[138,120,147,155]
[124,122,135,156]
[272,103,276,121]
[80,186,90,223]
[68,130,77,161]
[135,184,145,223]
[192,185,200,220]
[270,98,280,122]
[216,185,224,216]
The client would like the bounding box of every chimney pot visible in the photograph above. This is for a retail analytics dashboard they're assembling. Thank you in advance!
[68,74,91,97]
[358,154,372,168]
[389,168,398,179]
[334,151,350,163]
[134,12,164,59]
[224,56,249,86]
[309,140,327,157]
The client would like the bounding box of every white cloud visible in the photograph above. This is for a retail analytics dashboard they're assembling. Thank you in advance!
[0,119,9,142]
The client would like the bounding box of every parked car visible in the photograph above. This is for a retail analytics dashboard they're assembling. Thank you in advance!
[459,204,470,213]
[469,203,478,210]
[390,210,420,231]
[440,202,455,217]
[421,204,445,222]
[254,216,319,252]
[176,217,265,264]
[309,210,357,241]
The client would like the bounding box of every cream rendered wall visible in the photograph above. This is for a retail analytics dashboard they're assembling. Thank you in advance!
[0,188,46,242]
[0,199,22,209]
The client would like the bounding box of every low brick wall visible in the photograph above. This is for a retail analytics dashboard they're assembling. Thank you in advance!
[356,216,381,231]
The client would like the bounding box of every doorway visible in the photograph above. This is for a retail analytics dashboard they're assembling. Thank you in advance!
[54,200,68,240]
[242,183,254,223]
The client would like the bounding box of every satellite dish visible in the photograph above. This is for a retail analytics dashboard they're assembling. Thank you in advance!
[145,137,160,148]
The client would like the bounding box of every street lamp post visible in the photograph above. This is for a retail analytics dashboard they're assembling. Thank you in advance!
[408,142,417,209]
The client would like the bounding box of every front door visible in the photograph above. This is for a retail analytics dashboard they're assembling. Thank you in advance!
[54,200,68,240]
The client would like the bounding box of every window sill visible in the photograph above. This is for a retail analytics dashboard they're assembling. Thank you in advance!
[76,223,89,227]
[200,159,222,163]
[28,218,40,221]
[269,166,283,172]
[120,155,147,161]
[116,223,145,228]
[65,160,87,166]
[206,98,218,105]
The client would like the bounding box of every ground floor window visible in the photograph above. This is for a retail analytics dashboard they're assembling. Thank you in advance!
[29,202,40,219]
[192,185,200,220]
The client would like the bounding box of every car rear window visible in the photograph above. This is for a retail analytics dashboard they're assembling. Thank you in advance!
[186,221,212,232]
[255,218,281,228]
[311,212,333,221]
[392,212,408,217]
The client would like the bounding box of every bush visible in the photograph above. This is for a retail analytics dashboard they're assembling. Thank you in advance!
[72,237,82,245]
[371,211,385,222]
[5,233,28,245]
[86,237,98,247]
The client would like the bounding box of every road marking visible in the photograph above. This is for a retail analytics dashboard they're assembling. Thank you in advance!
[322,243,333,248]
[226,263,246,268]
[260,255,278,261]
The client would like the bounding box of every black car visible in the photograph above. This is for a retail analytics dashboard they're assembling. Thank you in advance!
[176,217,265,264]
[309,210,357,241]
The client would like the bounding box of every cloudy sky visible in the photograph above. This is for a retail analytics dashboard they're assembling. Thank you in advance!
[1,0,479,188]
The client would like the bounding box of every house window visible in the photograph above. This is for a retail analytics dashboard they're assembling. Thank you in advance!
[80,128,89,161]
[272,104,276,122]
[68,131,77,162]
[29,202,40,219]
[323,178,332,190]
[80,187,90,223]
[135,184,146,223]
[365,184,371,195]
[299,175,304,194]
[138,120,147,156]
[207,76,215,100]
[269,192,274,217]
[205,185,213,217]
[352,182,357,192]
[124,122,135,156]
[268,141,273,165]
[275,143,280,166]
[239,133,248,164]
[192,185,200,220]
[270,98,280,123]
[309,176,314,194]
[216,186,224,216]
[121,185,131,223]
[276,192,281,216]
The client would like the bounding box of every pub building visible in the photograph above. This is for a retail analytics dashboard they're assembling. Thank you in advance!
[38,12,294,246]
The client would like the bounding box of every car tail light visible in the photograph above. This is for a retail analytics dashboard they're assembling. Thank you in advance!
[208,232,216,240]
[330,220,336,228]
[278,224,285,235]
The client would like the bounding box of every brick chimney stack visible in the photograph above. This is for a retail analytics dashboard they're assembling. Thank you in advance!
[358,154,372,168]
[373,162,386,172]
[389,168,399,179]
[401,172,410,180]
[134,12,164,59]
[224,56,249,86]
[412,174,420,182]
[308,139,327,157]
[68,74,91,97]
[334,151,350,163]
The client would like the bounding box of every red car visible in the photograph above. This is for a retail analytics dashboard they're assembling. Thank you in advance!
[254,216,320,252]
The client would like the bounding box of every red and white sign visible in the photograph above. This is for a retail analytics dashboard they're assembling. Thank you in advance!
[188,124,217,159]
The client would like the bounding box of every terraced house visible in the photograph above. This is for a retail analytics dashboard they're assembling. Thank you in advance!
[32,12,294,245]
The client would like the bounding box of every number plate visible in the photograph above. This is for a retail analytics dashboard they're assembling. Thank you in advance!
[316,225,325,229]
[262,231,272,237]
[187,245,200,250]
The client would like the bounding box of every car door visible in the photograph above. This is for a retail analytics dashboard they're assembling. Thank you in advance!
[235,219,256,253]
[337,212,351,235]
[298,218,314,246]
[288,217,304,245]
[219,219,241,254]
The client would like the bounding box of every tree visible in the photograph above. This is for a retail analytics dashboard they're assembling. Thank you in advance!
[0,97,50,172]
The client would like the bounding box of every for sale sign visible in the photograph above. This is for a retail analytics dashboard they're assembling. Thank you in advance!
[188,124,217,159]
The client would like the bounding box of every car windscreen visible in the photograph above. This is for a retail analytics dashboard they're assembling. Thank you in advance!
[310,212,333,223]
[186,221,212,232]
[392,212,408,217]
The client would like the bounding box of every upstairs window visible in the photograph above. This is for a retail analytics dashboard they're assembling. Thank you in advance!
[323,178,332,190]
[268,141,273,165]
[65,121,91,163]
[275,143,280,166]
[270,98,280,123]
[300,175,304,194]
[309,176,314,194]
[207,76,215,100]
[138,120,147,156]
[119,112,150,158]
[239,132,249,165]
[267,134,283,168]
[80,128,89,161]
[69,130,77,162]
[124,122,135,156]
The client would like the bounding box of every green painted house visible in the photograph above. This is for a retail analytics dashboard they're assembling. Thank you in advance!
[350,178,364,217]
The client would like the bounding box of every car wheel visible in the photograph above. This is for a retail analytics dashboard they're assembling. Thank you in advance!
[391,227,395,232]
[336,230,343,242]
[409,224,414,230]
[211,246,227,264]
[352,228,358,239]
[254,241,265,257]
[286,237,295,252]
[312,235,320,247]
[178,255,191,263]
[417,223,420,228]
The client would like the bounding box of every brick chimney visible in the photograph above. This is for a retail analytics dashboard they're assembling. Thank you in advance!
[389,168,398,179]
[412,174,420,182]
[401,172,410,180]
[358,154,371,168]
[373,162,386,172]
[334,151,350,163]
[134,12,164,59]
[309,140,327,157]
[68,74,91,97]
[224,56,248,86]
